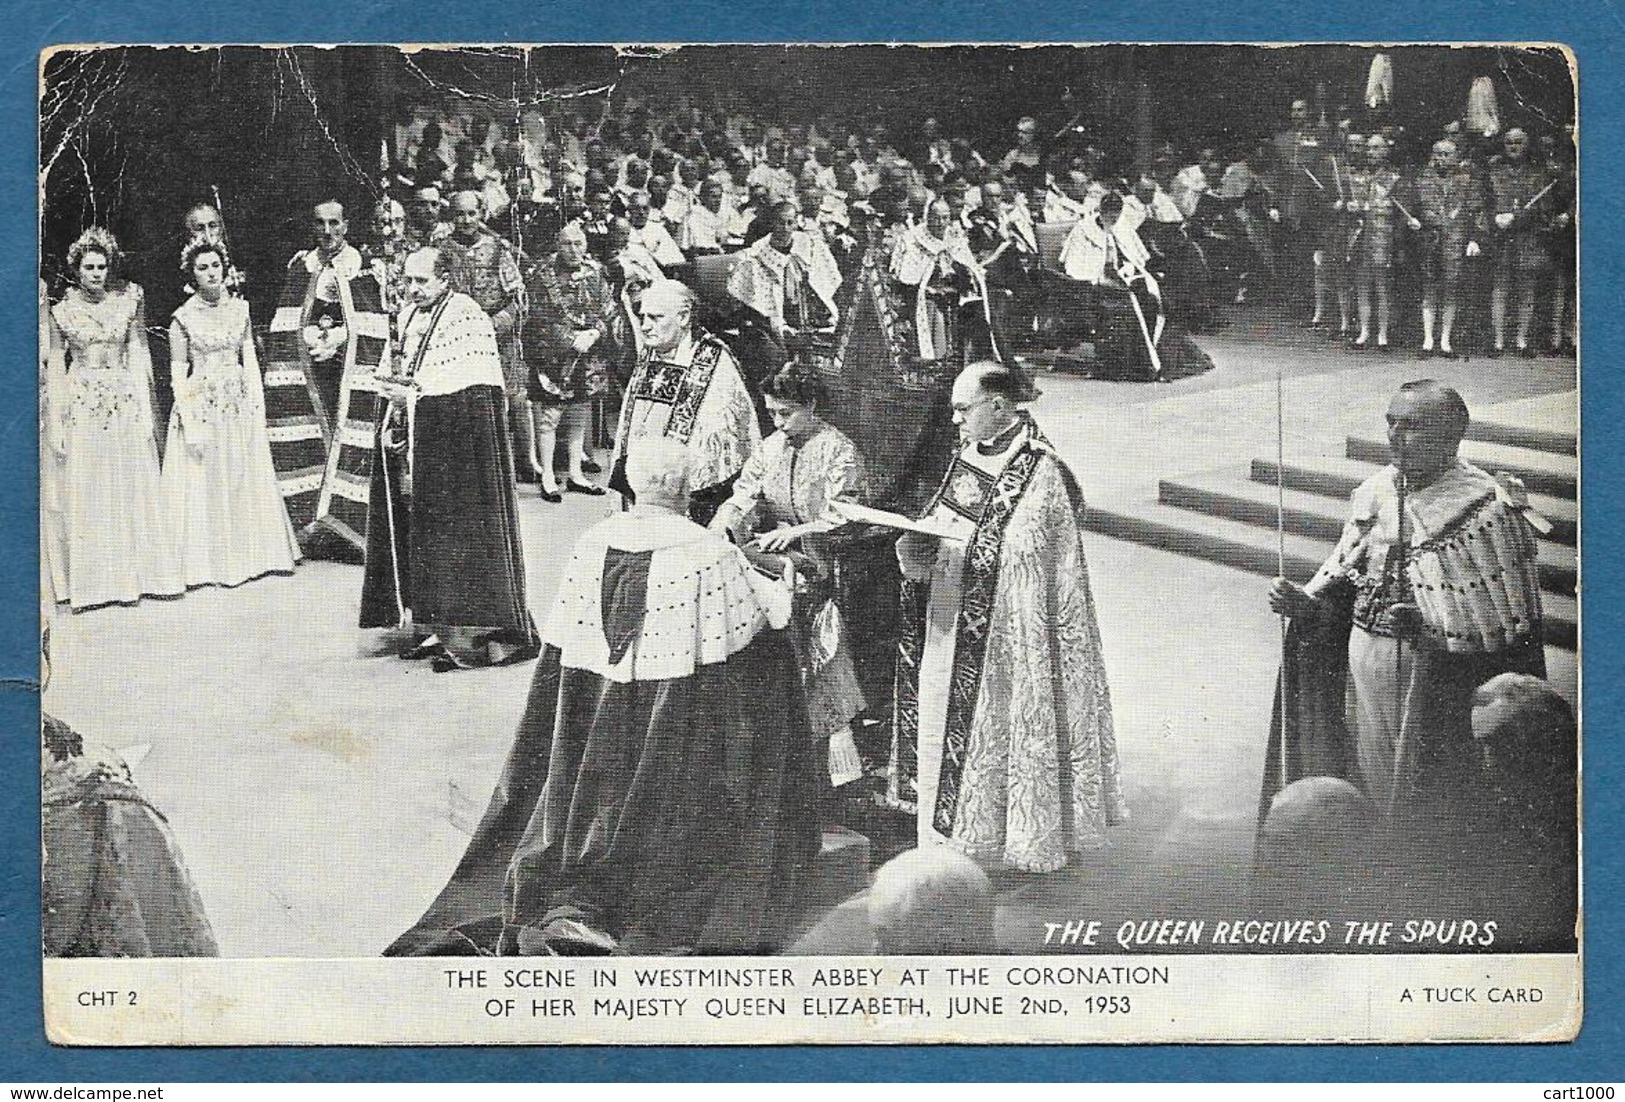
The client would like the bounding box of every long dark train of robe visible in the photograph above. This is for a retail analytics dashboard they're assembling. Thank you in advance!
[359,383,537,647]
[386,555,820,956]
[1257,587,1559,944]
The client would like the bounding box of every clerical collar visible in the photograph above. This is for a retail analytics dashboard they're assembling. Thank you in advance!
[975,419,1025,457]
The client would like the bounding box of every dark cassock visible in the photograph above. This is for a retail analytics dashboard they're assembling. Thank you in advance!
[359,284,539,666]
[610,286,762,526]
[385,490,821,955]
[262,243,390,550]
[890,388,1128,873]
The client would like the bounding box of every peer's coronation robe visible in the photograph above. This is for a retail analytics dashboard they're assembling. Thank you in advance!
[386,508,820,956]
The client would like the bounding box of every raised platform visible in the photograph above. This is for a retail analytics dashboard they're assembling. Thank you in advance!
[1084,393,1579,651]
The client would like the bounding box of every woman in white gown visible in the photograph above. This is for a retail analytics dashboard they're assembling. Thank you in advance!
[161,239,301,588]
[45,229,183,611]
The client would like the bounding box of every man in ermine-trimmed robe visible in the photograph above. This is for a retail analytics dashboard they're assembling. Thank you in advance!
[361,246,539,671]
[263,199,390,552]
[624,191,687,270]
[384,436,820,956]
[1266,380,1548,822]
[1059,193,1167,380]
[610,279,760,526]
[890,362,1127,873]
[726,200,844,387]
[888,200,999,368]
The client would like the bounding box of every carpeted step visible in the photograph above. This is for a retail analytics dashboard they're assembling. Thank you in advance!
[1085,500,1329,583]
[1467,418,1576,457]
[1248,457,1576,546]
[1164,472,1576,595]
[1345,436,1576,499]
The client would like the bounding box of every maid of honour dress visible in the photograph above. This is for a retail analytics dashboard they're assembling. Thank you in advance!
[160,292,301,588]
[46,284,184,610]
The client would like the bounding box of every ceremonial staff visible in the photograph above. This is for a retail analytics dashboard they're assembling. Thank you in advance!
[209,184,247,298]
[1390,448,1410,816]
[1519,177,1560,214]
[1275,354,1290,785]
[210,185,232,255]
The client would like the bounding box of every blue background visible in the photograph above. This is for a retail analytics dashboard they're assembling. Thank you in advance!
[4,0,1619,1083]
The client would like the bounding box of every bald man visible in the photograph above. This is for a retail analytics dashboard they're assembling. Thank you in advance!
[889,362,1125,873]
[610,279,760,524]
[361,246,538,671]
[443,190,528,465]
[1268,380,1547,828]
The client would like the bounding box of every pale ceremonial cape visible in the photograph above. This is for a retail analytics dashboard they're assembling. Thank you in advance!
[1058,217,1166,373]
[1304,460,1547,655]
[726,230,843,330]
[887,224,995,362]
[891,419,1127,872]
[627,220,686,269]
[542,509,792,681]
[385,509,819,956]
[1263,460,1548,822]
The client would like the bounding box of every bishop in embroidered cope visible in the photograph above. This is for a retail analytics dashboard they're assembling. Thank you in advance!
[611,279,761,525]
[890,363,1126,873]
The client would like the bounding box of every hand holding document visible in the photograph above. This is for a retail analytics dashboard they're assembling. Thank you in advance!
[827,501,967,541]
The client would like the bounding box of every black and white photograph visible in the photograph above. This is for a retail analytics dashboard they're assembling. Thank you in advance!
[37,42,1579,1044]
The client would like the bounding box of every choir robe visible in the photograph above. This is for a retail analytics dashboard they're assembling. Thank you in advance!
[359,291,537,650]
[890,418,1128,872]
[610,329,762,525]
[385,507,821,956]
